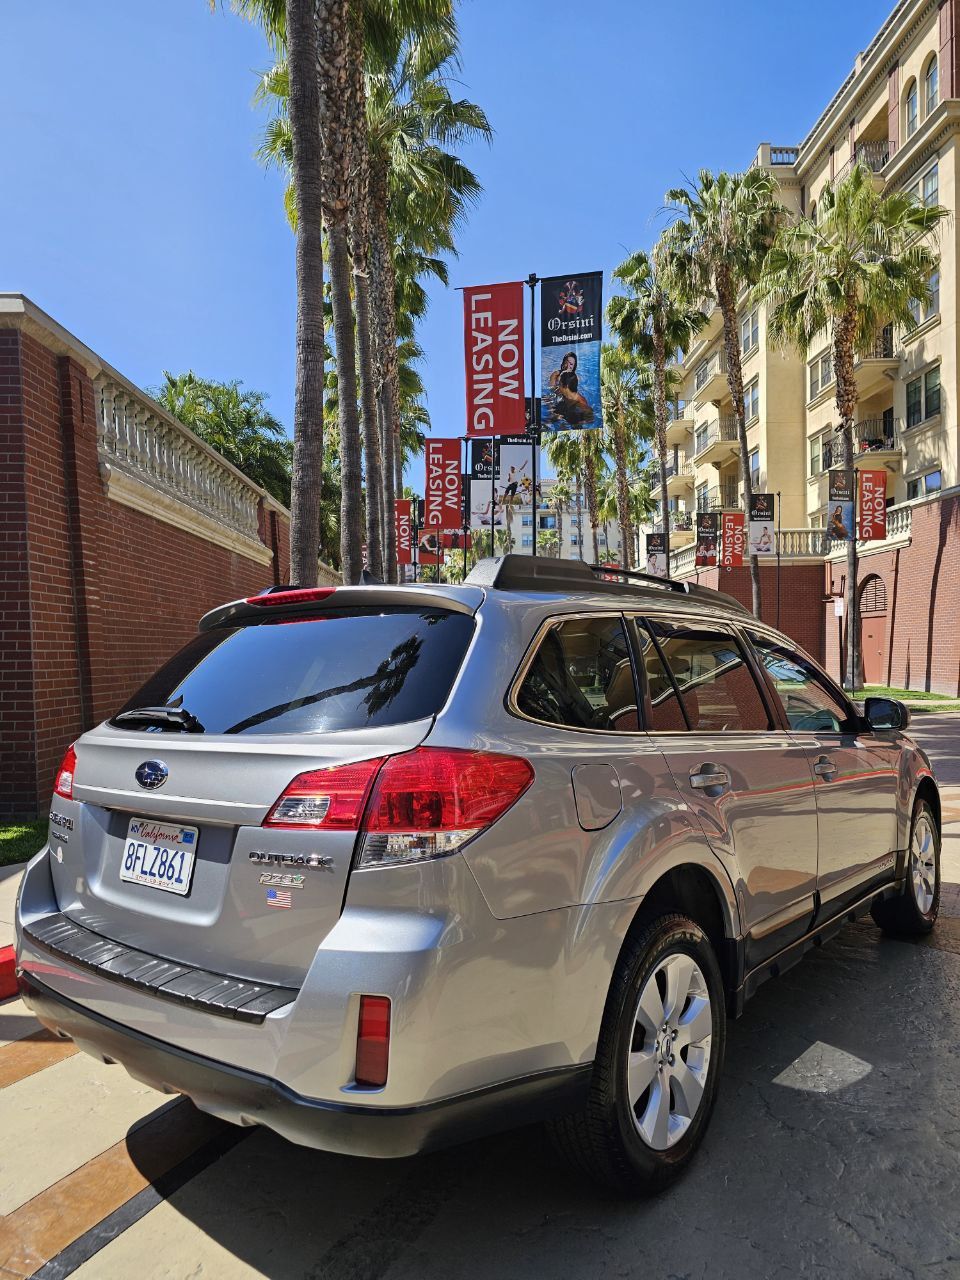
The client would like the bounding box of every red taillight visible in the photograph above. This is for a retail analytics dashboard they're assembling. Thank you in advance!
[355,995,391,1087]
[364,748,534,832]
[263,757,385,829]
[54,744,77,801]
[245,588,337,608]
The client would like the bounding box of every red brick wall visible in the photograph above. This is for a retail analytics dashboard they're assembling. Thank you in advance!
[824,494,960,694]
[0,327,290,817]
[686,562,826,663]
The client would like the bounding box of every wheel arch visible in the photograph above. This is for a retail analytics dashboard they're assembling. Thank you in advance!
[914,774,940,833]
[619,862,741,996]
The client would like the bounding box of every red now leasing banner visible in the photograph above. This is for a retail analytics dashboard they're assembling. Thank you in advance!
[395,499,413,565]
[424,439,462,528]
[720,512,746,568]
[858,469,887,540]
[464,282,525,437]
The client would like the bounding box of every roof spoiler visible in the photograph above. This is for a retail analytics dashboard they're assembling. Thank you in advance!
[463,555,750,614]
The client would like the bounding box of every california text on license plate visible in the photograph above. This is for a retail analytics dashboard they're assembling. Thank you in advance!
[120,817,198,896]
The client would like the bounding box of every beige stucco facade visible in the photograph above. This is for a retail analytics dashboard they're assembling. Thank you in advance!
[658,0,959,560]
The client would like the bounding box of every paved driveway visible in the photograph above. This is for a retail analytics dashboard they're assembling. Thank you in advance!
[2,788,960,1278]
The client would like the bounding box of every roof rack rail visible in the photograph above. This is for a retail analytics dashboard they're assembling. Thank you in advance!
[463,555,750,615]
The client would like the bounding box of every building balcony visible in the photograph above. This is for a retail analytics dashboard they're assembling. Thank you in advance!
[835,139,893,186]
[696,480,739,512]
[692,350,729,403]
[854,326,898,397]
[693,415,740,466]
[809,419,903,481]
[665,402,694,447]
[650,457,694,499]
[652,509,695,545]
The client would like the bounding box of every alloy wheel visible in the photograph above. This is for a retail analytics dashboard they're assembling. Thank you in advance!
[627,952,712,1150]
[910,812,937,915]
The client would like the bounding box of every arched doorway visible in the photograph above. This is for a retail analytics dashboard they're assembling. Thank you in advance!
[859,574,888,685]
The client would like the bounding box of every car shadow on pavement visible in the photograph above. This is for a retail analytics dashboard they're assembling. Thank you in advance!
[119,922,960,1280]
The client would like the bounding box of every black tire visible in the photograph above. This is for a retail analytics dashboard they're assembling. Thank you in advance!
[871,798,940,936]
[548,913,726,1196]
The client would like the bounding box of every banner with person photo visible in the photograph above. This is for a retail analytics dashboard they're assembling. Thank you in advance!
[695,512,719,568]
[540,272,603,434]
[827,472,855,541]
[645,531,667,578]
[748,493,775,556]
[468,434,534,526]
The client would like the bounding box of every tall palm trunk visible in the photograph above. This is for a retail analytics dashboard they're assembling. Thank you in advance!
[834,304,861,690]
[575,476,584,560]
[717,265,761,617]
[369,163,398,581]
[285,0,325,587]
[583,449,601,563]
[612,407,633,570]
[317,0,362,583]
[651,325,670,572]
[345,3,382,579]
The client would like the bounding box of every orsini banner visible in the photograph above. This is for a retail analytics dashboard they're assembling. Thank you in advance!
[695,512,718,568]
[540,272,603,433]
[424,438,462,529]
[858,468,887,540]
[463,282,525,437]
[748,493,775,556]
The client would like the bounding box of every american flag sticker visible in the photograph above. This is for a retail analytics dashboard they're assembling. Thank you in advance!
[266,888,292,910]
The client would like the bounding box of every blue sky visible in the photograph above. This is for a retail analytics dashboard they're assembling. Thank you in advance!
[2,0,887,490]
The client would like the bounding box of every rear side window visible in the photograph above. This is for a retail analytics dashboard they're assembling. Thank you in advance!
[644,622,771,731]
[112,608,474,735]
[748,633,851,731]
[633,623,687,731]
[516,617,639,731]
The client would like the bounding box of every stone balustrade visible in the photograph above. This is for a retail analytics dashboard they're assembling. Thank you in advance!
[94,372,263,545]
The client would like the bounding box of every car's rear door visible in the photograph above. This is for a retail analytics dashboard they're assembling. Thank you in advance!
[632,616,819,967]
[744,630,901,917]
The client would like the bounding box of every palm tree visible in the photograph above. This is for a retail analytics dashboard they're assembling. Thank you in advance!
[538,528,560,558]
[235,0,324,586]
[756,164,946,688]
[151,371,293,505]
[662,170,782,615]
[366,26,490,578]
[600,343,656,569]
[549,475,572,556]
[543,430,606,562]
[607,249,704,575]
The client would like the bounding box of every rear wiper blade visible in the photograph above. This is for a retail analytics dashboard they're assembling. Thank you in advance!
[114,705,205,733]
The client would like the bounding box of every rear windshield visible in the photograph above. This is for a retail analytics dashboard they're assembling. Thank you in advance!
[111,607,474,735]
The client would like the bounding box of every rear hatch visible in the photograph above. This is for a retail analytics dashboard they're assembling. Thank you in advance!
[51,591,478,987]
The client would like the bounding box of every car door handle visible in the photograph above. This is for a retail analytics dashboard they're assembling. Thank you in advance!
[689,765,730,791]
[813,755,838,779]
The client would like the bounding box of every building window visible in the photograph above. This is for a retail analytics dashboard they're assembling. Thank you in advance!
[695,424,709,453]
[521,514,532,527]
[570,515,580,527]
[749,448,760,487]
[905,80,918,137]
[696,482,709,511]
[906,377,922,427]
[521,534,533,547]
[928,269,940,317]
[925,365,941,416]
[570,534,581,546]
[744,380,760,422]
[925,56,939,115]
[740,308,759,355]
[908,469,942,499]
[923,162,939,206]
[809,351,832,399]
[598,532,607,545]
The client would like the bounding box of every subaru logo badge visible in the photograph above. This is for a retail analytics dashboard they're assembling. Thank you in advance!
[135,760,168,790]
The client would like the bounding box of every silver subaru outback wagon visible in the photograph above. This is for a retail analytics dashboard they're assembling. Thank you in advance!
[16,555,941,1193]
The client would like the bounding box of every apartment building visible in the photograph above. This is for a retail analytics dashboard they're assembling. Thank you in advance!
[659,0,956,544]
[656,0,960,693]
[501,483,622,562]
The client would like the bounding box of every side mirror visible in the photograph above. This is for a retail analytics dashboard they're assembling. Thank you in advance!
[863,696,910,731]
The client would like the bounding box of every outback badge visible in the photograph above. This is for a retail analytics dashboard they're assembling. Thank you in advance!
[248,851,334,871]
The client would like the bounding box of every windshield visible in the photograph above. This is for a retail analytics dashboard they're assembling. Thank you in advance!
[111,607,474,735]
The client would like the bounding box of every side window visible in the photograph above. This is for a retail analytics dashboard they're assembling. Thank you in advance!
[633,620,688,730]
[749,633,850,732]
[516,617,639,732]
[644,622,771,731]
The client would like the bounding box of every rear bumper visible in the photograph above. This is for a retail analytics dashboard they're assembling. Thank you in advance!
[18,972,592,1158]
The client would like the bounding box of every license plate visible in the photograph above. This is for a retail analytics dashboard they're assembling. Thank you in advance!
[120,817,198,896]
